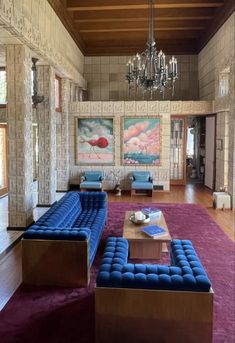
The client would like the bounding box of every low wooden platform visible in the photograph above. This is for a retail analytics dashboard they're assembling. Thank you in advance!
[0,242,22,310]
[22,239,89,287]
[96,287,214,343]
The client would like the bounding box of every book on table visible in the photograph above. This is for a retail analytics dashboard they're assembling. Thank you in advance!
[141,207,162,219]
[141,225,166,238]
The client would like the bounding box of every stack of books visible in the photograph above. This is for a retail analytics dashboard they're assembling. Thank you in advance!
[141,207,162,219]
[141,225,166,238]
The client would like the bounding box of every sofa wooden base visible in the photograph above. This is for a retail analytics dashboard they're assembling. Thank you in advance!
[22,239,89,287]
[95,287,213,343]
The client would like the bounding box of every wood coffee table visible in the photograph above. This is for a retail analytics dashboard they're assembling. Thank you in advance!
[123,211,171,259]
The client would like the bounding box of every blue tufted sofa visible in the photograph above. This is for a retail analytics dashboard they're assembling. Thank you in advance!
[95,237,213,343]
[22,191,107,287]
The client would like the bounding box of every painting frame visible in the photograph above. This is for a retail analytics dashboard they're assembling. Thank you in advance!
[75,116,115,166]
[121,116,161,166]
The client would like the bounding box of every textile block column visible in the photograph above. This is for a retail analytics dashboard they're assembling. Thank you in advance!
[56,78,70,191]
[6,45,33,228]
[37,66,56,205]
[227,60,235,208]
[228,109,235,208]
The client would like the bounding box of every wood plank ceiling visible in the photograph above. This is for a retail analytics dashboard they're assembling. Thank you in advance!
[48,0,235,55]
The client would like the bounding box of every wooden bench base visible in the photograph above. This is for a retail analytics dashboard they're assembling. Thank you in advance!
[95,287,213,343]
[131,189,153,197]
[22,239,89,287]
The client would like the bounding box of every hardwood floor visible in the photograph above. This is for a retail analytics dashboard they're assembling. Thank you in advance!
[0,184,234,310]
[108,184,235,242]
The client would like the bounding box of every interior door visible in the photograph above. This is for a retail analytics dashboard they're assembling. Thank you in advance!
[205,116,215,189]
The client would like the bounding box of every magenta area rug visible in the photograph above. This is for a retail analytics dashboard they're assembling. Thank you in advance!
[0,203,234,343]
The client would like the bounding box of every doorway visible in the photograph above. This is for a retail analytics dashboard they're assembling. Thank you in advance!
[184,115,216,189]
[170,115,216,189]
[186,116,205,184]
[0,124,7,196]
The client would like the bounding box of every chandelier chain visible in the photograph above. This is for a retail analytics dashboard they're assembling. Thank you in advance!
[125,0,178,99]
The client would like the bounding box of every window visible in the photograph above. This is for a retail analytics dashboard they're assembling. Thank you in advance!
[55,75,61,112]
[187,128,194,158]
[0,68,7,106]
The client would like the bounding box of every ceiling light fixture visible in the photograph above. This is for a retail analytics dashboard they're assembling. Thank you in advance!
[125,0,178,99]
[32,58,44,108]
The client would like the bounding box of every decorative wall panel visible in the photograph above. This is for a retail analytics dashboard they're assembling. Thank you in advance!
[170,118,184,180]
[37,65,56,205]
[56,78,70,191]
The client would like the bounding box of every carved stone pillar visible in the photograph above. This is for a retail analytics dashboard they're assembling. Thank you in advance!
[228,108,235,208]
[6,45,33,228]
[37,66,56,205]
[56,78,70,191]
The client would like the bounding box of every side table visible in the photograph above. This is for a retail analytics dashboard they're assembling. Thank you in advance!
[213,192,231,209]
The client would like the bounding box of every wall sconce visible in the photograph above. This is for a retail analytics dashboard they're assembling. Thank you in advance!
[32,57,44,108]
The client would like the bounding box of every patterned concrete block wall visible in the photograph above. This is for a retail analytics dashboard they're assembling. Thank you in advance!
[198,14,234,101]
[199,13,235,206]
[6,44,33,228]
[0,0,85,87]
[84,55,198,101]
[37,65,56,205]
[56,78,70,191]
[69,101,212,192]
[0,108,6,122]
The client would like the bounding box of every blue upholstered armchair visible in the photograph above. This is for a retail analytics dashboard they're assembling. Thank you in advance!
[80,171,105,192]
[130,171,153,197]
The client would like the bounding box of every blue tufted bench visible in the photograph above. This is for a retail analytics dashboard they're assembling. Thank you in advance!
[95,237,213,343]
[22,191,107,287]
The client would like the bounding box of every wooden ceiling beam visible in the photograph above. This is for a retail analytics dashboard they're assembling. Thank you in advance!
[73,8,216,20]
[77,20,208,31]
[75,16,213,23]
[67,1,224,12]
[80,27,205,33]
[81,30,200,40]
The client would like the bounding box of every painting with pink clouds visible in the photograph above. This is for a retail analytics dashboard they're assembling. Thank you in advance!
[122,117,161,165]
[76,117,114,165]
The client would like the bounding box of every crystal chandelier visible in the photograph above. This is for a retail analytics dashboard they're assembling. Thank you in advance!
[125,0,178,98]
